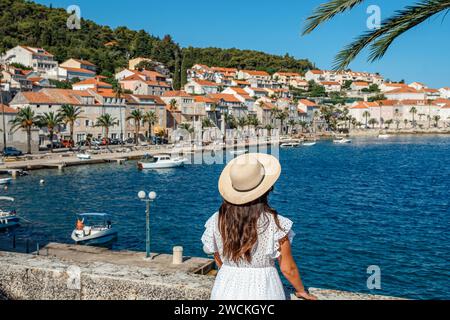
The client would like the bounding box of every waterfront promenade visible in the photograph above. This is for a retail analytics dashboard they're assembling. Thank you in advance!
[0,243,403,300]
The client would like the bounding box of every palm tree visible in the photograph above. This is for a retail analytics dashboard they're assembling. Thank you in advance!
[113,82,125,142]
[362,111,371,128]
[9,106,40,154]
[202,117,214,129]
[37,112,64,153]
[303,0,450,70]
[237,117,248,130]
[410,107,418,127]
[95,114,118,146]
[247,115,260,130]
[368,118,378,129]
[264,124,275,136]
[287,119,297,134]
[275,109,289,134]
[127,109,144,146]
[169,99,178,112]
[433,115,441,127]
[143,111,158,142]
[59,104,83,147]
[385,119,394,129]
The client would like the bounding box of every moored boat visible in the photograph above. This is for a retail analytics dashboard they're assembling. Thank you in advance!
[71,213,118,245]
[333,138,352,144]
[0,178,12,185]
[138,154,187,170]
[0,197,20,230]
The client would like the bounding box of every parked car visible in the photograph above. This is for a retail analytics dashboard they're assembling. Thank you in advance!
[2,147,23,157]
[61,139,74,148]
[46,141,63,149]
[110,138,122,145]
[152,136,168,145]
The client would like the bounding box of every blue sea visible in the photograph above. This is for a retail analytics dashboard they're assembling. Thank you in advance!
[1,136,449,299]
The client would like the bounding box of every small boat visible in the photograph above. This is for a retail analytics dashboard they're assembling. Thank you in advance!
[302,141,317,147]
[71,213,118,245]
[138,154,187,170]
[77,153,91,160]
[0,178,12,185]
[280,142,300,148]
[378,134,390,139]
[230,149,248,156]
[333,137,352,144]
[0,197,20,230]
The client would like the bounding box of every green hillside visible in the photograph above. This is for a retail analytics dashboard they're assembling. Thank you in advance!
[0,0,314,88]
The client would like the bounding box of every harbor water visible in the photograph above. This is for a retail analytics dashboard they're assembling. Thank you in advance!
[0,136,449,299]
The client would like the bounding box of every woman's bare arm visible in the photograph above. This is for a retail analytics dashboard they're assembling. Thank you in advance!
[278,236,317,300]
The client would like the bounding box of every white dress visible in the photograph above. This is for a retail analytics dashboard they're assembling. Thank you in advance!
[201,211,295,300]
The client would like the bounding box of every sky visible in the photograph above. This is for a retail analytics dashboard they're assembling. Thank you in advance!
[34,0,450,88]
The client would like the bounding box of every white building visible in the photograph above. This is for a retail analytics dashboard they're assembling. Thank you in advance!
[320,81,341,92]
[385,87,426,100]
[184,79,219,95]
[2,46,58,74]
[439,87,450,99]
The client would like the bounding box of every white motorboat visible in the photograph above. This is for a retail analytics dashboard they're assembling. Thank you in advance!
[333,138,352,144]
[76,153,91,160]
[230,149,248,156]
[138,154,187,170]
[378,134,390,139]
[280,142,300,148]
[71,213,118,245]
[302,141,317,147]
[0,178,12,185]
[0,197,19,230]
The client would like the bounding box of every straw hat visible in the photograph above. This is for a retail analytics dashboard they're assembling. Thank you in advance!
[219,153,281,205]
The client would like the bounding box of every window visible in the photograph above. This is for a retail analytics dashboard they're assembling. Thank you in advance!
[85,120,90,126]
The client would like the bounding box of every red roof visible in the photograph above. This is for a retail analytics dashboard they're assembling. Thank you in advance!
[207,93,241,103]
[241,70,270,77]
[0,104,17,113]
[298,99,317,107]
[162,90,192,98]
[193,79,219,86]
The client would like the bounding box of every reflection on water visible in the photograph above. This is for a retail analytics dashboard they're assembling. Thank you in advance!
[0,136,449,299]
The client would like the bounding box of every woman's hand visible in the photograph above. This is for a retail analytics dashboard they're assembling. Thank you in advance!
[295,290,318,301]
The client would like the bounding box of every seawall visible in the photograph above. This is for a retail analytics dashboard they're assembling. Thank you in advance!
[0,243,403,300]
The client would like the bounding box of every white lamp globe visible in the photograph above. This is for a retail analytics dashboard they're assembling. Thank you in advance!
[138,191,146,200]
[149,191,157,200]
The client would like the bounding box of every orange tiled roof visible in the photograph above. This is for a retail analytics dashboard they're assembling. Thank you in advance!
[162,90,192,98]
[298,99,317,107]
[241,70,270,77]
[194,96,216,103]
[0,104,18,113]
[309,70,324,75]
[73,78,112,87]
[60,66,96,75]
[193,79,219,86]
[386,87,421,94]
[207,93,241,103]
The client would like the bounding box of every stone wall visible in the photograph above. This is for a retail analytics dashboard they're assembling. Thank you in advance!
[0,250,214,300]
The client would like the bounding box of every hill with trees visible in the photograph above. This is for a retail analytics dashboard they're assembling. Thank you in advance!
[0,0,314,89]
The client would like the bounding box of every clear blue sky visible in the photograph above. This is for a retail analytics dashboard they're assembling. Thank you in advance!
[35,0,450,88]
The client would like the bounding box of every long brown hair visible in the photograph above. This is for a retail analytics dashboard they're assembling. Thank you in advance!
[218,189,282,264]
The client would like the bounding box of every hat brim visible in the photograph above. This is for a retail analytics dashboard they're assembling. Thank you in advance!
[218,153,281,205]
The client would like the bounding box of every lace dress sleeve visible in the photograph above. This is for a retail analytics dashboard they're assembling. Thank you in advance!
[267,215,296,259]
[201,213,219,255]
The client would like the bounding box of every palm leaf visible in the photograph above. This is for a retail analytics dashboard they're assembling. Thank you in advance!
[302,0,366,35]
[333,0,450,69]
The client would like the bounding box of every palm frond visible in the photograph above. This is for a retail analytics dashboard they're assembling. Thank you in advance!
[333,0,450,70]
[302,0,366,35]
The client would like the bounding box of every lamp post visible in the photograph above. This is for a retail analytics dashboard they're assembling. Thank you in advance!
[138,190,157,259]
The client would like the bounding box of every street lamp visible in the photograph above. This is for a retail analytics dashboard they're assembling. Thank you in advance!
[138,190,157,259]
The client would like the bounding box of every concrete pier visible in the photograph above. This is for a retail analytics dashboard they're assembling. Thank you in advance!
[0,243,404,300]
